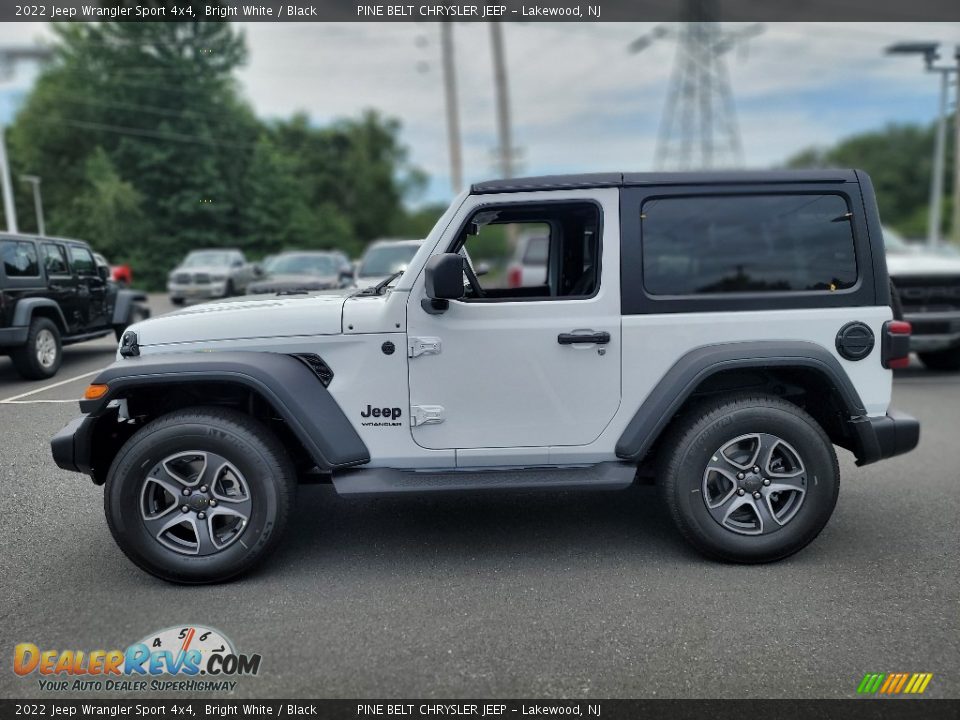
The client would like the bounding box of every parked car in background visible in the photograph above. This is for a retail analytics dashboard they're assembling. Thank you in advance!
[93,253,133,287]
[247,251,353,294]
[885,227,960,370]
[167,249,256,305]
[1,234,149,379]
[354,238,423,288]
[507,233,549,289]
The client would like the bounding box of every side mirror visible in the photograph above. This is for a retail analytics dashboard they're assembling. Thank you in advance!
[98,265,110,282]
[423,253,464,314]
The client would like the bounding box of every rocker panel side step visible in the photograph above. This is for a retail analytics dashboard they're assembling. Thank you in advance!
[331,462,637,497]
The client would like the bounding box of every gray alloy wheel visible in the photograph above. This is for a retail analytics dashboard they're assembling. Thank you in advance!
[140,451,252,556]
[35,328,58,369]
[702,433,807,536]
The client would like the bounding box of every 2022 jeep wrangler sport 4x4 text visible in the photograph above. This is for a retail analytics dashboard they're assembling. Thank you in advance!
[51,170,919,583]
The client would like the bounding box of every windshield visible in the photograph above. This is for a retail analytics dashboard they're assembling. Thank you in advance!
[882,227,910,253]
[358,244,419,277]
[268,254,338,275]
[183,251,234,268]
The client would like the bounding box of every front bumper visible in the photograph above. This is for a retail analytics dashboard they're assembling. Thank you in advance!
[51,414,95,476]
[849,410,920,467]
[0,326,28,348]
[168,281,228,300]
[904,311,960,352]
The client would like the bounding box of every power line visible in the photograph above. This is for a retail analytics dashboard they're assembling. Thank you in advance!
[34,117,259,151]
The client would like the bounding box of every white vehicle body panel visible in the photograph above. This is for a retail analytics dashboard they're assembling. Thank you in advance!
[124,184,895,472]
[405,188,622,452]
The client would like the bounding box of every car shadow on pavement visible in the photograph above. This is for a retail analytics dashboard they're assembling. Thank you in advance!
[276,483,692,572]
[0,343,117,389]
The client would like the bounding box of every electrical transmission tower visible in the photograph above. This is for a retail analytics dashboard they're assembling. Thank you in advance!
[630,1,762,170]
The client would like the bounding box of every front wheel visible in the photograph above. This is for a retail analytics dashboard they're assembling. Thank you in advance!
[10,317,62,379]
[104,407,296,584]
[659,394,839,563]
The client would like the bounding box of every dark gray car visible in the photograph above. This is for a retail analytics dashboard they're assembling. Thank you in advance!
[246,251,352,294]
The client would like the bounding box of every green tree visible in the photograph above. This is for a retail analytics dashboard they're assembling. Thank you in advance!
[65,147,151,261]
[787,117,955,239]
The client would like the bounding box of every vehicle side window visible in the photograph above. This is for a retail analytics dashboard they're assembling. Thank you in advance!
[0,240,40,278]
[68,245,96,276]
[42,244,70,275]
[452,201,602,302]
[641,194,857,296]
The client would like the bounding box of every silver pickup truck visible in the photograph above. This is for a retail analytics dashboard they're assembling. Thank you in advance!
[886,228,960,370]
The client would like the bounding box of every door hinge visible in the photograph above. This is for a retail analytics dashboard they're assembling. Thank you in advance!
[410,405,445,427]
[408,336,442,358]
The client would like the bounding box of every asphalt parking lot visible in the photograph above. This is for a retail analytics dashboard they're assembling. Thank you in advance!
[0,294,957,699]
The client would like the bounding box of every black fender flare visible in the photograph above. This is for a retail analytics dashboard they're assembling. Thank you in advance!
[615,341,867,463]
[81,351,370,470]
[111,289,149,326]
[12,297,68,330]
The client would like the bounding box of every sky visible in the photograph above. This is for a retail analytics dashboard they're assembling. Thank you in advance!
[1,21,959,205]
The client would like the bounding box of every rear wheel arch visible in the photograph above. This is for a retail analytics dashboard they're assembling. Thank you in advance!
[618,341,867,470]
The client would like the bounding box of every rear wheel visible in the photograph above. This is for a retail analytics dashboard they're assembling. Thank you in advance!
[659,394,839,563]
[104,407,296,584]
[10,317,62,380]
[918,347,960,371]
[170,297,184,306]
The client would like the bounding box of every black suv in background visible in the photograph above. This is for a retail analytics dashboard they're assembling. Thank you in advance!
[0,234,149,380]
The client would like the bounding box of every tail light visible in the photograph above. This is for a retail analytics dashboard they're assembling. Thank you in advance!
[507,265,522,288]
[881,320,911,369]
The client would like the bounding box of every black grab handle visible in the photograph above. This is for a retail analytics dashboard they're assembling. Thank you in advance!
[557,331,611,345]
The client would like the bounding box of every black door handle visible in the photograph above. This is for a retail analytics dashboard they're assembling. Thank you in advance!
[558,331,611,345]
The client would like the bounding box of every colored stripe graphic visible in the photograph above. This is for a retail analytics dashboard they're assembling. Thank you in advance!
[858,672,932,695]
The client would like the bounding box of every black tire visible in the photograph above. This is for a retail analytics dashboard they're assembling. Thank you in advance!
[659,393,839,563]
[170,297,185,306]
[918,347,960,371]
[10,317,62,380]
[104,407,296,584]
[225,280,236,297]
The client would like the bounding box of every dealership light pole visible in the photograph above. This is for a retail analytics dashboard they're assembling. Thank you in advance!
[886,42,957,247]
[20,174,44,236]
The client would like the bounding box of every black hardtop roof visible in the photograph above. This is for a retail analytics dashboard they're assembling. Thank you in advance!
[471,169,859,194]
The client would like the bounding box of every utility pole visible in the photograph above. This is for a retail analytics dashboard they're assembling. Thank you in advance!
[489,23,514,180]
[20,174,44,235]
[886,42,957,247]
[0,126,16,233]
[439,23,463,193]
[629,0,762,170]
[953,46,960,244]
[0,45,53,234]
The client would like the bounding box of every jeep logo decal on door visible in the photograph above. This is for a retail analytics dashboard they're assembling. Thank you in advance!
[361,405,403,427]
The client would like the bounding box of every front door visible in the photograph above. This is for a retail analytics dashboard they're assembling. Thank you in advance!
[406,189,622,454]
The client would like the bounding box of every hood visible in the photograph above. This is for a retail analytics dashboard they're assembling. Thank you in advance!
[130,294,347,347]
[887,251,960,278]
[248,273,339,293]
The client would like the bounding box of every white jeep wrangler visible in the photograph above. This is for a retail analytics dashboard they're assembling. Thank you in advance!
[52,170,919,583]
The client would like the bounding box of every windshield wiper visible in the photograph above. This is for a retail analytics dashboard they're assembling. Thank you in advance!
[354,270,403,296]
